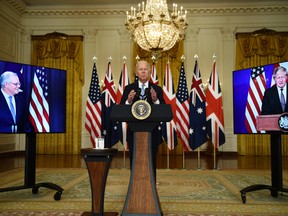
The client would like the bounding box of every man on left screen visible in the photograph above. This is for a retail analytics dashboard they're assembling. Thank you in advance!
[0,71,25,132]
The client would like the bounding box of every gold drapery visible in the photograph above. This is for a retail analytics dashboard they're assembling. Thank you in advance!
[235,28,288,155]
[31,32,84,154]
[133,41,185,154]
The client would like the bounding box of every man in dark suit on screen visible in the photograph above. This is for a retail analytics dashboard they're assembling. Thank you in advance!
[0,71,25,132]
[262,66,288,115]
[120,60,165,179]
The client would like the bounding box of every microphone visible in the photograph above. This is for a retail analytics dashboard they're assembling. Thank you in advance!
[135,88,141,98]
[145,87,150,99]
[18,89,23,92]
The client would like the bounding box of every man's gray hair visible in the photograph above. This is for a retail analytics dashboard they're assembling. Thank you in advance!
[0,71,19,88]
[272,66,288,79]
[136,60,151,72]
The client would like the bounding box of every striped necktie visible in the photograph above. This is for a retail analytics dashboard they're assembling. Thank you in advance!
[280,88,285,112]
[140,83,145,100]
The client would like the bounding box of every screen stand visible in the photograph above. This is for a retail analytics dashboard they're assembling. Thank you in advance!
[0,133,64,201]
[240,134,288,203]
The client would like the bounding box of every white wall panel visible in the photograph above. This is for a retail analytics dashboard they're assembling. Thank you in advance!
[0,19,18,61]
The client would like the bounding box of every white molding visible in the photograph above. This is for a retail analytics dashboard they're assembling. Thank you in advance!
[4,0,288,17]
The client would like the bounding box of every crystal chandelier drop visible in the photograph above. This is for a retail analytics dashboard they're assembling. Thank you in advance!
[125,0,188,54]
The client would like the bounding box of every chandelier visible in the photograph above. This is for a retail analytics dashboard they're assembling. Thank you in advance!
[125,0,188,54]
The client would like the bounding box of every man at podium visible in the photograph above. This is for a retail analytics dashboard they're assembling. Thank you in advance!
[262,66,288,115]
[120,60,165,178]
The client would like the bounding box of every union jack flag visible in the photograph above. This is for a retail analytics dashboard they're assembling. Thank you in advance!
[116,62,130,150]
[116,62,129,104]
[162,61,178,150]
[150,62,159,85]
[206,61,225,148]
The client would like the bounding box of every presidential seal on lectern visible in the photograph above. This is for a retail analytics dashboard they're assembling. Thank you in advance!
[131,100,151,120]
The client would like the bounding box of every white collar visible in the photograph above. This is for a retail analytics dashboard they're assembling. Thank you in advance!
[278,84,287,92]
[138,81,149,88]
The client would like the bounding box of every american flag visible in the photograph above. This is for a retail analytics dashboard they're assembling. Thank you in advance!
[29,66,50,132]
[175,62,191,151]
[85,63,102,148]
[189,60,207,150]
[101,61,119,148]
[245,66,267,133]
[150,62,159,85]
[162,61,178,150]
[206,61,225,148]
[116,62,129,150]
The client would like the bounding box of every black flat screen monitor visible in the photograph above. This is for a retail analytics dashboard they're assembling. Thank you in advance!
[233,61,288,134]
[0,60,66,133]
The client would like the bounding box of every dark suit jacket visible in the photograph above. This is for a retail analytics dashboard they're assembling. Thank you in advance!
[261,84,288,115]
[120,81,165,170]
[120,81,165,105]
[0,91,25,132]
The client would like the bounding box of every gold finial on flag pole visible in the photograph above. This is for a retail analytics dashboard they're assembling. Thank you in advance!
[108,56,112,61]
[92,56,97,62]
[151,55,156,63]
[122,56,127,63]
[213,53,217,61]
[194,54,198,59]
[181,55,185,62]
[136,55,140,62]
[167,54,170,64]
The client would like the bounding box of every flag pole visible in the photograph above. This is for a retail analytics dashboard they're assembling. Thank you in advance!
[212,53,216,171]
[123,148,126,169]
[213,145,217,170]
[182,148,185,169]
[197,148,201,170]
[167,148,170,169]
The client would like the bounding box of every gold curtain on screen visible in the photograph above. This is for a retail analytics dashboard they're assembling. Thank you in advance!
[235,28,288,155]
[31,32,84,154]
[133,41,184,154]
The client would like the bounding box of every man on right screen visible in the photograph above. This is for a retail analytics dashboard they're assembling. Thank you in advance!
[262,66,288,115]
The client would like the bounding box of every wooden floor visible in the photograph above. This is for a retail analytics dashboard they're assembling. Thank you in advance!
[0,151,287,173]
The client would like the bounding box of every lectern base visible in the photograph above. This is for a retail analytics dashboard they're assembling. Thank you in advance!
[240,184,288,203]
[122,132,162,215]
[81,212,118,216]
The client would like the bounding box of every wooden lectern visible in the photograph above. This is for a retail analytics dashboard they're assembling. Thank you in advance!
[111,104,173,216]
[81,148,118,216]
[240,114,288,203]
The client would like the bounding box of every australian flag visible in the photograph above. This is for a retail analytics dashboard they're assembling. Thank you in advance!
[101,61,119,148]
[189,60,207,150]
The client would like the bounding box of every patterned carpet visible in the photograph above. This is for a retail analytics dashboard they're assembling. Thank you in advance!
[0,168,288,215]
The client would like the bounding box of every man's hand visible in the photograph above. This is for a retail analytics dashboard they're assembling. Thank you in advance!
[128,89,136,104]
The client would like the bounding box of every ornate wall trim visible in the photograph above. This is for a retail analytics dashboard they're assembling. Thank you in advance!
[4,0,288,17]
[25,7,288,16]
[5,0,26,14]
